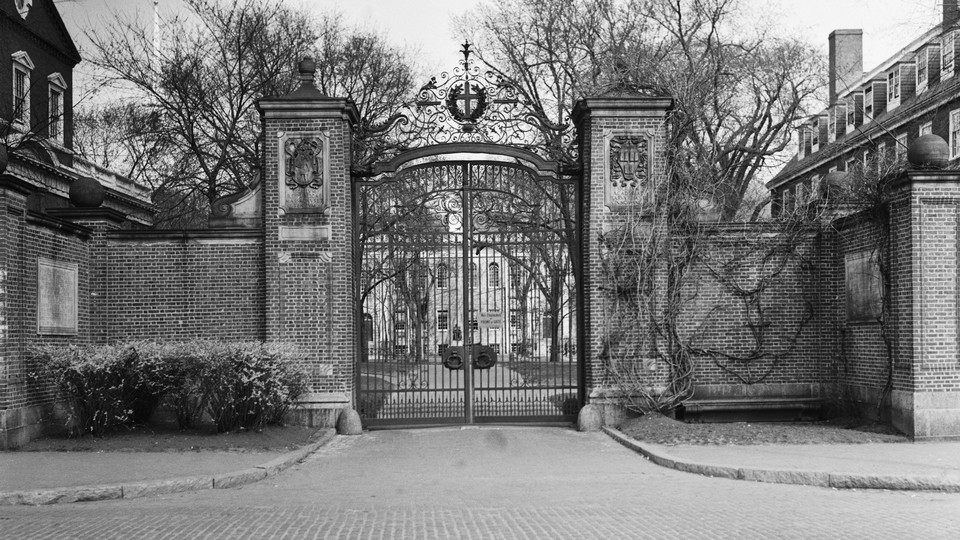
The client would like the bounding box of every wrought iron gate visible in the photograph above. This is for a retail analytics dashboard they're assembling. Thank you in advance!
[356,159,580,426]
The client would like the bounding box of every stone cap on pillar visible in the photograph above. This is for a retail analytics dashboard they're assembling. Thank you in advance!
[257,57,360,124]
[572,89,674,127]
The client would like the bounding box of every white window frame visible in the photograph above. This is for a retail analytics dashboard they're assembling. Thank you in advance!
[47,73,67,145]
[920,121,933,137]
[887,68,901,106]
[437,309,449,331]
[863,86,873,123]
[11,51,34,128]
[944,31,956,80]
[810,119,820,152]
[917,48,929,91]
[846,158,857,172]
[436,263,448,289]
[950,109,960,159]
[895,133,908,159]
[811,174,822,198]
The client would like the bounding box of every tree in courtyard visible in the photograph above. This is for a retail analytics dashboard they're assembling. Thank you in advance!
[81,0,416,227]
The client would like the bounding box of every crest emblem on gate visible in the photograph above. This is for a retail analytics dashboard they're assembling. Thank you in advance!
[285,138,324,190]
[609,136,648,188]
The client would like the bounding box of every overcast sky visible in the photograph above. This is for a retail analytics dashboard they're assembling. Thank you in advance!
[56,0,944,96]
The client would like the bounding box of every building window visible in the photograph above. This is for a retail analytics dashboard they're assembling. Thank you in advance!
[437,309,449,331]
[896,133,908,160]
[47,73,67,144]
[509,264,522,289]
[877,141,888,168]
[887,69,900,102]
[436,263,448,288]
[437,343,448,355]
[920,121,933,136]
[488,262,500,288]
[864,87,873,123]
[470,262,478,285]
[846,158,857,172]
[811,119,820,151]
[48,88,62,141]
[394,308,406,331]
[917,50,928,88]
[509,308,521,329]
[469,310,478,330]
[951,109,960,159]
[11,51,34,127]
[811,174,822,198]
[944,32,956,78]
[846,101,855,127]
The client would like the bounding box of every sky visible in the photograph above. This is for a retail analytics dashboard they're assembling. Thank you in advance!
[54,0,945,99]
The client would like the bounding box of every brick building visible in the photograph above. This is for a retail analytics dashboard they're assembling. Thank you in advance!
[769,3,960,208]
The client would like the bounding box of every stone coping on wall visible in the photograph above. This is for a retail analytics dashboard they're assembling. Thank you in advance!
[106,228,264,242]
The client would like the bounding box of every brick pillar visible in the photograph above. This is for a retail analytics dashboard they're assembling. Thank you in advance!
[571,94,672,424]
[257,59,359,427]
[888,170,960,439]
[0,175,31,448]
[46,207,126,345]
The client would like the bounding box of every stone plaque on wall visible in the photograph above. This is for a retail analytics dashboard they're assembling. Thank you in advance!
[845,250,883,323]
[603,130,653,209]
[278,131,331,214]
[37,257,78,335]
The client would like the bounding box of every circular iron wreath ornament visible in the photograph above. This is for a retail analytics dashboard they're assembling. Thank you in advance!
[446,84,488,124]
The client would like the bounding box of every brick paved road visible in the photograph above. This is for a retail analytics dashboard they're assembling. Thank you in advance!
[2,428,959,539]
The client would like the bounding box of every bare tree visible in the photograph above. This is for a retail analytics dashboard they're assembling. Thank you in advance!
[459,0,826,218]
[81,0,416,228]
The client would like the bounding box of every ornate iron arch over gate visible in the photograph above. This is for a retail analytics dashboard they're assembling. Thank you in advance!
[353,45,582,427]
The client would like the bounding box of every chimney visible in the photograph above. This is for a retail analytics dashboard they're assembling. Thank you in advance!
[946,1,960,28]
[829,29,863,104]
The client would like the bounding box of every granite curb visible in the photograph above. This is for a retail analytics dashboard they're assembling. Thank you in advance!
[602,426,960,492]
[0,429,337,506]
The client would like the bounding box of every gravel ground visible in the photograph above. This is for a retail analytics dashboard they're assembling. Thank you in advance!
[619,413,909,445]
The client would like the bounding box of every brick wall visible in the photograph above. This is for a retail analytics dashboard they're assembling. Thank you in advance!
[103,231,265,342]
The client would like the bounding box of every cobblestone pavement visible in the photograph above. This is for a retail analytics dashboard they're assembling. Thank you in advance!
[2,427,959,539]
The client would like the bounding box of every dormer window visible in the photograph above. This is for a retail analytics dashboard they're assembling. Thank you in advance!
[887,69,901,104]
[864,86,874,123]
[944,32,956,79]
[47,73,67,145]
[11,51,34,128]
[917,49,928,89]
[811,120,820,152]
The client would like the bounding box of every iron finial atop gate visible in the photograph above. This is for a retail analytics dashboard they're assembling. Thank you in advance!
[359,44,569,152]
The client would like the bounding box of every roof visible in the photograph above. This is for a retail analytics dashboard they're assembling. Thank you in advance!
[769,36,960,188]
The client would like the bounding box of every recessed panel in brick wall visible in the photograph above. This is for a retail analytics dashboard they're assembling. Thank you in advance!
[36,256,78,335]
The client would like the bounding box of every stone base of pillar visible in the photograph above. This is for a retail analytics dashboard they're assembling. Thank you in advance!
[893,390,960,440]
[286,392,350,429]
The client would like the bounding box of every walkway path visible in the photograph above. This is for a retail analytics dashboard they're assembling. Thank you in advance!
[3,427,960,538]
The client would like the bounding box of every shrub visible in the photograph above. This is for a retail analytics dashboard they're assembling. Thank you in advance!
[29,345,146,436]
[29,340,310,436]
[200,342,309,432]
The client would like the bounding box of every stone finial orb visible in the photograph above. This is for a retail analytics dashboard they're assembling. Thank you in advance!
[907,134,950,169]
[69,176,105,208]
[298,57,317,77]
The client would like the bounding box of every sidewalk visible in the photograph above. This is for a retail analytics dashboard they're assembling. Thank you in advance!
[604,427,960,491]
[0,429,336,505]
